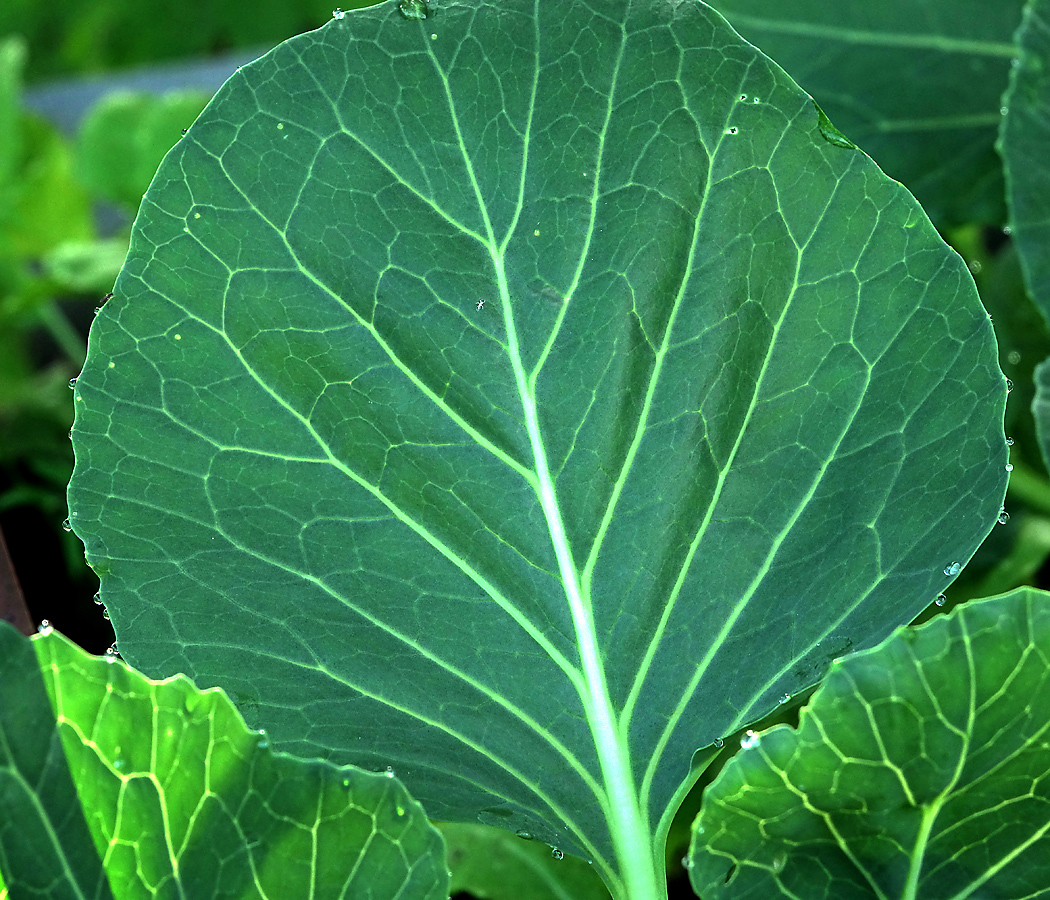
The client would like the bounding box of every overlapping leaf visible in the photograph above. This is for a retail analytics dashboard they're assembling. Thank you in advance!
[0,622,447,900]
[709,0,1024,225]
[688,587,1050,899]
[67,0,1008,893]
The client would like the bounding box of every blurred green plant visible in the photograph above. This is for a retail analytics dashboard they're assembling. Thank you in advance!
[0,35,210,595]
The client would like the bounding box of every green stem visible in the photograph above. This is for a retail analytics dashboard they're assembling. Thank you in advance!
[36,301,86,367]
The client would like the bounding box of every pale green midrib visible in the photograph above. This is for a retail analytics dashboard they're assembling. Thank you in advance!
[639,159,878,803]
[426,8,661,895]
[723,13,1017,57]
[110,316,608,829]
[900,616,977,900]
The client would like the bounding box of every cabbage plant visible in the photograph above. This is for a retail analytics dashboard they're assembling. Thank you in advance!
[8,0,1050,898]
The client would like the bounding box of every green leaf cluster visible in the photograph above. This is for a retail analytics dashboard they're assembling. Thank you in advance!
[9,0,1050,898]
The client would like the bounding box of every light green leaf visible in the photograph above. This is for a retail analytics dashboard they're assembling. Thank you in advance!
[708,0,1024,225]
[67,1,1008,897]
[688,587,1050,899]
[0,622,448,900]
[1002,0,1050,327]
[441,822,609,900]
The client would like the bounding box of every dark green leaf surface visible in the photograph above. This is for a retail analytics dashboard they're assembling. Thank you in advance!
[688,587,1050,899]
[1002,0,1050,327]
[67,0,1008,894]
[708,0,1023,225]
[0,622,447,900]
[441,822,609,900]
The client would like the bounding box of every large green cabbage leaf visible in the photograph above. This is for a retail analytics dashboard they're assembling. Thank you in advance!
[67,1,1008,895]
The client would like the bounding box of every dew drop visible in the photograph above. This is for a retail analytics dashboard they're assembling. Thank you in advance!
[741,730,760,750]
[105,644,118,658]
[998,508,1010,525]
[935,594,946,607]
[752,96,760,103]
[739,94,747,101]
[727,126,738,135]
[779,693,790,704]
[1004,224,1013,235]
[515,830,533,841]
[1006,378,1014,393]
[682,856,695,870]
[113,757,126,770]
[332,6,345,17]
[398,0,428,18]
[68,377,78,390]
[713,737,724,749]
[257,730,269,749]
[384,765,395,777]
[1006,436,1015,446]
[92,592,102,605]
[1006,464,1015,472]
[61,518,72,532]
[551,848,564,861]
[37,619,52,634]
[102,610,110,620]
[944,561,961,577]
[772,851,787,873]
[1001,106,1009,116]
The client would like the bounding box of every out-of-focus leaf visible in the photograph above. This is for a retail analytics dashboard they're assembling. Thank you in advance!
[43,237,129,295]
[67,1,1008,894]
[1002,0,1050,327]
[0,621,449,900]
[709,0,1023,225]
[7,114,93,257]
[75,90,211,210]
[688,587,1050,899]
[441,822,610,900]
[0,37,25,192]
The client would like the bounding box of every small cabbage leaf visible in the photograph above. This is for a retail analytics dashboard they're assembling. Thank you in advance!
[688,587,1050,899]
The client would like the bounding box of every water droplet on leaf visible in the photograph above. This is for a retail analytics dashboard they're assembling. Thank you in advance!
[68,377,78,390]
[516,830,533,840]
[37,619,52,634]
[741,730,760,750]
[1006,436,1014,446]
[682,856,694,870]
[1006,464,1014,472]
[398,0,428,18]
[944,561,961,577]
[779,693,790,704]
[332,7,345,17]
[551,848,564,860]
[935,594,946,607]
[1006,378,1014,393]
[92,592,102,605]
[726,126,738,135]
[713,737,724,748]
[998,509,1010,525]
[61,518,72,532]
